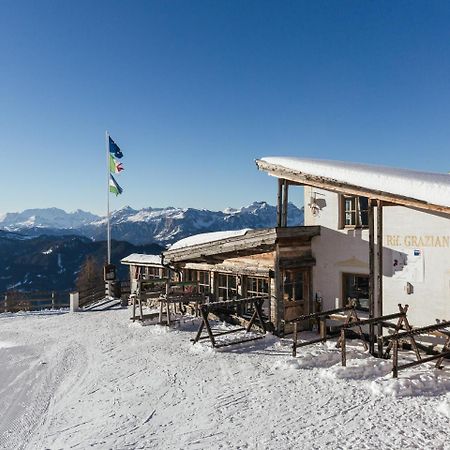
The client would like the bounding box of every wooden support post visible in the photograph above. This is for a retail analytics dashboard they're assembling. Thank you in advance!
[200,307,216,347]
[282,180,289,227]
[132,295,136,322]
[166,300,170,326]
[392,339,399,378]
[435,335,450,369]
[51,291,55,309]
[193,320,205,344]
[368,199,375,354]
[319,318,326,341]
[341,329,347,367]
[159,297,163,323]
[277,178,283,227]
[293,322,298,357]
[274,243,284,335]
[377,336,384,358]
[376,200,383,339]
[139,294,144,321]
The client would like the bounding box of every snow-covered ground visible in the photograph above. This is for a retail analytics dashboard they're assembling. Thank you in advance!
[1,308,450,449]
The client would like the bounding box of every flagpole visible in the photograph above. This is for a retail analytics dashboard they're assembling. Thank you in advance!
[106,130,111,265]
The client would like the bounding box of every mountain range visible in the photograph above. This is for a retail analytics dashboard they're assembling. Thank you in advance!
[0,202,304,245]
[0,202,304,292]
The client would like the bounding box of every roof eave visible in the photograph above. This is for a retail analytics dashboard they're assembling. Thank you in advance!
[256,159,450,214]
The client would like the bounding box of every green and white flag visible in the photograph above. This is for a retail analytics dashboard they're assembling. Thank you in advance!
[109,174,123,196]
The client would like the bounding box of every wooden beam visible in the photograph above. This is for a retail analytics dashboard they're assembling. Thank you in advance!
[256,159,450,214]
[368,198,375,354]
[277,178,283,227]
[376,200,383,338]
[282,179,289,227]
[274,242,284,334]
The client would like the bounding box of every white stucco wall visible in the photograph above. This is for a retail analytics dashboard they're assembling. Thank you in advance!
[304,186,450,327]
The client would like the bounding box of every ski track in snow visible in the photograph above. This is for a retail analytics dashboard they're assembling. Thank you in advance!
[0,309,449,449]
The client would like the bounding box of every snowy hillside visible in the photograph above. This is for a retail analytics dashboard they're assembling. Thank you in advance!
[1,308,450,449]
[0,232,163,292]
[0,202,304,245]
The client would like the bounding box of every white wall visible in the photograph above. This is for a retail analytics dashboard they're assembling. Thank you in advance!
[304,186,450,326]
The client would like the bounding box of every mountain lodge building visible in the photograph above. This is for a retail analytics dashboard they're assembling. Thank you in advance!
[122,157,450,336]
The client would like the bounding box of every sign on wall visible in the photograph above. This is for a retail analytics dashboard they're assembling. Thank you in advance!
[391,249,424,282]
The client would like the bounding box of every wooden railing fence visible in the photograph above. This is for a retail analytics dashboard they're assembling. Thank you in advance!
[2,290,70,312]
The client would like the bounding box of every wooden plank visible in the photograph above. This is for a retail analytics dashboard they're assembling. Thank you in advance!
[284,305,354,323]
[341,312,404,329]
[383,320,450,341]
[192,327,247,341]
[294,336,327,348]
[202,295,268,309]
[396,351,450,372]
[214,335,264,348]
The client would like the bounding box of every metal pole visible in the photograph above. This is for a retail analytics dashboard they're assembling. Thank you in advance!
[106,130,111,265]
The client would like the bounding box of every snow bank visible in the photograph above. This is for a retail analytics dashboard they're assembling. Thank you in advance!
[261,157,450,208]
[2,310,450,449]
[371,371,450,398]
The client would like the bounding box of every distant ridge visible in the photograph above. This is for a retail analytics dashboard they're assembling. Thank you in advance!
[0,202,304,245]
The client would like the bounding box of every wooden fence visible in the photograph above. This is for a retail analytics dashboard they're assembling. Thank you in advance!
[78,280,131,308]
[2,290,70,312]
[0,280,138,313]
[79,285,107,307]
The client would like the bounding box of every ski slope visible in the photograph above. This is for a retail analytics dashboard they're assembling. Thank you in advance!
[1,308,450,449]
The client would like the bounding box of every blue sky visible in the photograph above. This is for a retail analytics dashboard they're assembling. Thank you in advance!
[1,0,450,215]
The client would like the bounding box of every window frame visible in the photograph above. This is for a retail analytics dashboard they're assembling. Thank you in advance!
[197,270,210,294]
[245,276,269,297]
[340,195,369,229]
[217,273,238,300]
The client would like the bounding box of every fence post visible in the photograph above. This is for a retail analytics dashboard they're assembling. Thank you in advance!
[70,292,80,312]
[4,293,7,313]
[51,291,55,310]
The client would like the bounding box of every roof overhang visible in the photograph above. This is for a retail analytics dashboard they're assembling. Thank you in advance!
[121,253,163,267]
[163,226,320,264]
[256,159,450,214]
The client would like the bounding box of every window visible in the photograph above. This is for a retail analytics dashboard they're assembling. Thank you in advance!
[341,195,369,228]
[217,273,237,300]
[246,277,269,297]
[183,269,196,282]
[342,273,369,311]
[146,267,162,279]
[197,271,210,294]
[283,270,305,302]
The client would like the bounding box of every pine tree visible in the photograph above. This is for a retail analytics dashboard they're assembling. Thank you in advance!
[76,256,103,292]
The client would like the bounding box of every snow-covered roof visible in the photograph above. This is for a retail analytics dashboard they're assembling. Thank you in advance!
[169,229,252,250]
[121,253,163,266]
[257,157,450,211]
